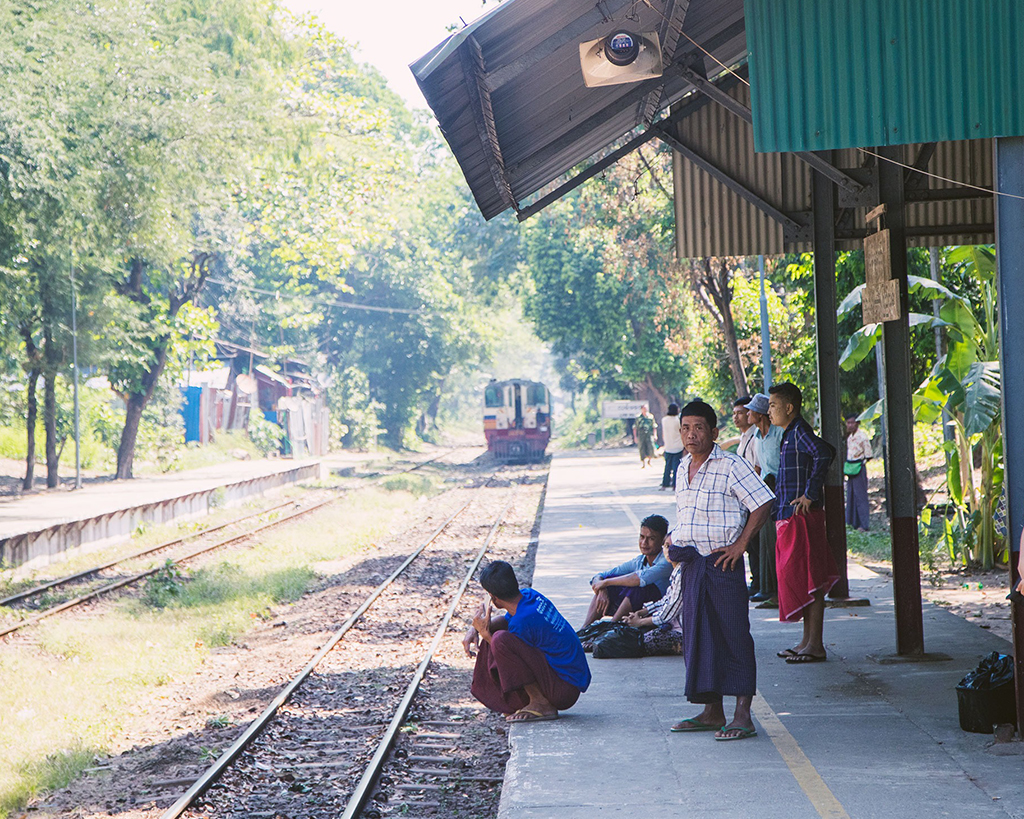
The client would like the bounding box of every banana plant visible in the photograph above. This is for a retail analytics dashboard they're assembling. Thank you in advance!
[838,246,1002,569]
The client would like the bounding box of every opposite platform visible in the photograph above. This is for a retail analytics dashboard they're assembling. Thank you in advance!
[499,449,1024,819]
[0,457,325,571]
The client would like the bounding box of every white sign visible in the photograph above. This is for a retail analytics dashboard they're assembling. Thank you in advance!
[602,400,648,419]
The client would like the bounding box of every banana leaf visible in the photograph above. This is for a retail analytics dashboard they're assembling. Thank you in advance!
[837,276,961,318]
[961,360,1001,437]
[839,313,947,370]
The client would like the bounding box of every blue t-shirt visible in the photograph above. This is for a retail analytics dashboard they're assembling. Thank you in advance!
[505,588,591,691]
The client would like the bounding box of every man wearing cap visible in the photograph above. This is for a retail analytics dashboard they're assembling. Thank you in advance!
[733,396,761,598]
[746,393,783,605]
[665,400,775,740]
[844,414,872,531]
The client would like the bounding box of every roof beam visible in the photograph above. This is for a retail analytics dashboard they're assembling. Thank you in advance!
[678,66,866,195]
[655,126,804,234]
[508,19,746,180]
[483,0,632,93]
[515,70,745,221]
[517,127,661,222]
[638,0,692,125]
[461,37,519,213]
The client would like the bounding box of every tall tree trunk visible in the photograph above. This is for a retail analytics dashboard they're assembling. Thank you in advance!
[43,370,58,488]
[639,375,670,442]
[721,305,749,398]
[691,257,750,400]
[23,367,39,491]
[117,394,147,480]
[115,346,169,479]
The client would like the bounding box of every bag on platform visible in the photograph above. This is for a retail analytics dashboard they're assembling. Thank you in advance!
[591,623,647,659]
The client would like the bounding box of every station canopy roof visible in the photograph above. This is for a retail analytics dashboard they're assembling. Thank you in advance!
[410,0,746,221]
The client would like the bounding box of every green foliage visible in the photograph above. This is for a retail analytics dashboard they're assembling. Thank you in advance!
[522,147,686,400]
[247,413,284,456]
[142,561,189,609]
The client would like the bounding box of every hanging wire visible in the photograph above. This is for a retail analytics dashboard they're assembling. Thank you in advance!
[206,278,448,318]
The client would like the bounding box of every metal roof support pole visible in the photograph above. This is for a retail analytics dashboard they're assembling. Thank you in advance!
[811,161,854,603]
[993,135,1024,734]
[877,145,924,656]
[655,129,802,234]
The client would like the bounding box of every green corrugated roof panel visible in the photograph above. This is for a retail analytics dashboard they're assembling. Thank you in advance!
[746,0,1024,153]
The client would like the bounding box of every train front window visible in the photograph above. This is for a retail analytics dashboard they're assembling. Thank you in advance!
[484,386,503,407]
[528,384,547,405]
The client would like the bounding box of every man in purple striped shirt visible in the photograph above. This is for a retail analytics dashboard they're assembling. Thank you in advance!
[768,383,839,664]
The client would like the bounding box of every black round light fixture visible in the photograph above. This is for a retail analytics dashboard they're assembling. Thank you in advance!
[604,30,640,66]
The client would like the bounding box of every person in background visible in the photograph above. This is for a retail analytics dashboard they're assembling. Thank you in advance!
[844,413,872,531]
[733,396,761,597]
[634,405,657,469]
[745,393,782,606]
[665,400,774,740]
[768,382,838,664]
[581,515,673,627]
[465,561,591,723]
[661,403,684,490]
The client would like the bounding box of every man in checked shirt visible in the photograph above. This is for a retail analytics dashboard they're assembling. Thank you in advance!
[768,382,839,664]
[664,400,774,741]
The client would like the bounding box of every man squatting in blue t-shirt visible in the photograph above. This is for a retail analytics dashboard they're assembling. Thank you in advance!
[464,560,591,723]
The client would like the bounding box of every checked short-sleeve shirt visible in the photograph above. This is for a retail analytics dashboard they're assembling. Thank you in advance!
[671,444,775,556]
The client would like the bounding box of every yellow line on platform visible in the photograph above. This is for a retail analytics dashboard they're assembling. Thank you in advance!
[753,692,851,819]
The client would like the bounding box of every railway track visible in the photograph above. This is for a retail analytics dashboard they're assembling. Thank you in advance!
[0,449,464,639]
[156,477,520,819]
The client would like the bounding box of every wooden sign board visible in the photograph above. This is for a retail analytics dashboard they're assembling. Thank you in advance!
[862,278,901,324]
[864,229,892,285]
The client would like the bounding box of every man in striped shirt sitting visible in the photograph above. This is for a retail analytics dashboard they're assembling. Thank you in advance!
[665,400,775,741]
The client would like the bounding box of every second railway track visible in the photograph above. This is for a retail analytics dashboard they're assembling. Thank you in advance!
[0,449,468,639]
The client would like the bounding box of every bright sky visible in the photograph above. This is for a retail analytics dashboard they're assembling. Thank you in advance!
[283,0,499,108]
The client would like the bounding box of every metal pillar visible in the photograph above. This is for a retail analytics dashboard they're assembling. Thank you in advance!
[877,146,924,655]
[993,136,1024,735]
[758,256,772,391]
[811,162,850,599]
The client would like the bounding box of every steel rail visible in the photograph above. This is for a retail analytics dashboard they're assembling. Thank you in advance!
[0,448,457,615]
[158,493,486,819]
[0,497,342,639]
[340,492,516,819]
[0,501,298,608]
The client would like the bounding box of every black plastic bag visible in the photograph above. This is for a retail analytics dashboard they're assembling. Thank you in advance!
[576,620,624,652]
[958,651,1014,690]
[591,624,646,659]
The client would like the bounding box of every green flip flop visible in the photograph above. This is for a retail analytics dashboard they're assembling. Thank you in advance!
[670,718,726,732]
[715,725,757,741]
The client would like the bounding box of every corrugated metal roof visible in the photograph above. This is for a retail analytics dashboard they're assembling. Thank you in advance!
[746,0,1024,153]
[410,0,747,220]
[668,81,993,256]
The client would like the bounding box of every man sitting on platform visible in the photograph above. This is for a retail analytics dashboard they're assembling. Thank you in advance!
[666,400,774,741]
[580,514,673,628]
[464,560,591,723]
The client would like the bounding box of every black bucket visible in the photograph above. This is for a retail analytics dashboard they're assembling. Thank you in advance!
[955,682,1017,734]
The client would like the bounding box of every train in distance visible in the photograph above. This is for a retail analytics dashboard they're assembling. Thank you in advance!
[483,378,552,462]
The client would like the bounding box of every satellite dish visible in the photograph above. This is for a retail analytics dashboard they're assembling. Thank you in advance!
[579,30,663,88]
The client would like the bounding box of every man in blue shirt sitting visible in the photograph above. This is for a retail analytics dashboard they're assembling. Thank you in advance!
[580,514,673,628]
[464,561,591,723]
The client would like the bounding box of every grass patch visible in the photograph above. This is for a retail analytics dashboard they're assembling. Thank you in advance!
[845,526,892,562]
[380,474,436,496]
[0,484,436,816]
[0,743,100,818]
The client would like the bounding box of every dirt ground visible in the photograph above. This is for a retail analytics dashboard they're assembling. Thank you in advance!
[857,460,1018,647]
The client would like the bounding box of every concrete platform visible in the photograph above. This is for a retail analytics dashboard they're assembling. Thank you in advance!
[0,457,326,571]
[500,449,1024,819]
